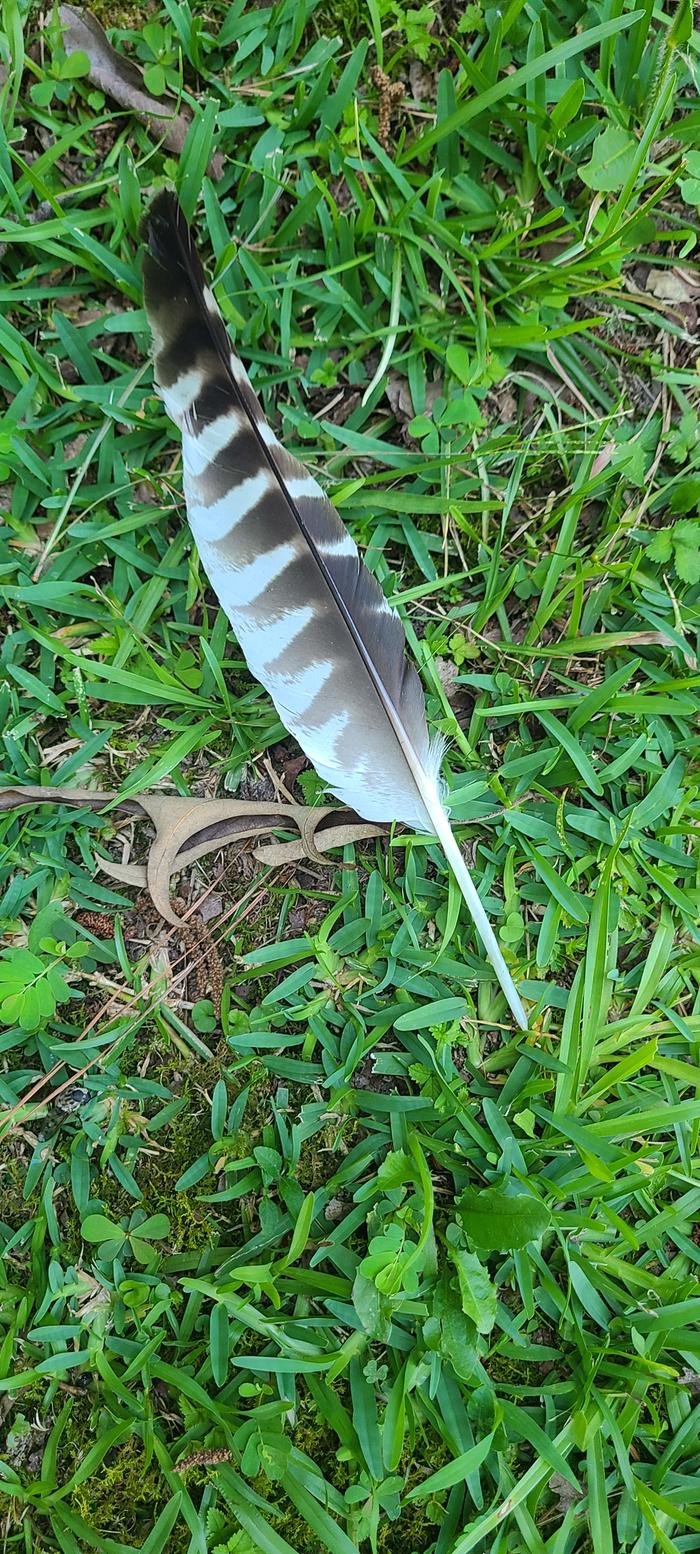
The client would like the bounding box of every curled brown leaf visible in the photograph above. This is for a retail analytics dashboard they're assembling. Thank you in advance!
[0,786,386,925]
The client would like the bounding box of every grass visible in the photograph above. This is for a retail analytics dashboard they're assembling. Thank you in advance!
[1,0,700,1548]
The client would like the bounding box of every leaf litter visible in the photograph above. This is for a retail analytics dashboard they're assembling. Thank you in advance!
[0,786,385,924]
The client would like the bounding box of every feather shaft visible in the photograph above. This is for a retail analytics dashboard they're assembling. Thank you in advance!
[421,796,528,1031]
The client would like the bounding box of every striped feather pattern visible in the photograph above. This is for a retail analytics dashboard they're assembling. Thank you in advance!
[142,192,527,1029]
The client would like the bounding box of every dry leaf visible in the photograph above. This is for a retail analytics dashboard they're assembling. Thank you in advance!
[590,442,616,479]
[386,373,415,422]
[434,657,460,702]
[645,267,700,303]
[408,59,437,103]
[425,377,444,413]
[199,892,223,925]
[58,6,224,177]
[547,1472,581,1513]
[0,786,385,925]
[486,383,517,426]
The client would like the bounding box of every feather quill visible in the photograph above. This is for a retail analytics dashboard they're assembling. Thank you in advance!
[142,192,527,1030]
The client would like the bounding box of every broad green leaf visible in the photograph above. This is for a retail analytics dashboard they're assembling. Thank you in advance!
[580,124,638,191]
[134,1214,171,1241]
[81,1214,125,1243]
[449,1247,497,1334]
[457,1187,550,1251]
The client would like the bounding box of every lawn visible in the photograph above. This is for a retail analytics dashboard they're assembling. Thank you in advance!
[1,0,700,1550]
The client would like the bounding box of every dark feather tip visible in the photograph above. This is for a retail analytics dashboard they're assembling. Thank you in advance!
[140,190,190,268]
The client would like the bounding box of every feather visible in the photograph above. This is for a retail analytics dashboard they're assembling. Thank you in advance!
[142,192,528,1030]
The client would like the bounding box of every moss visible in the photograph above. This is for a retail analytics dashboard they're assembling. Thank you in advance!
[142,1168,220,1252]
[68,1435,182,1548]
[291,1391,352,1495]
[136,1081,220,1246]
[56,1400,195,1548]
[50,1390,98,1481]
[224,1059,275,1156]
[0,1152,31,1231]
[92,1047,244,1251]
[486,1350,557,1389]
[84,0,159,30]
[55,1198,85,1268]
[10,1397,185,1552]
[294,1110,360,1192]
[253,1381,451,1553]
[290,1405,445,1549]
[377,1503,441,1553]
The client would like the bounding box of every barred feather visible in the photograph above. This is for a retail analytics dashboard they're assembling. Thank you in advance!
[142,192,527,1029]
